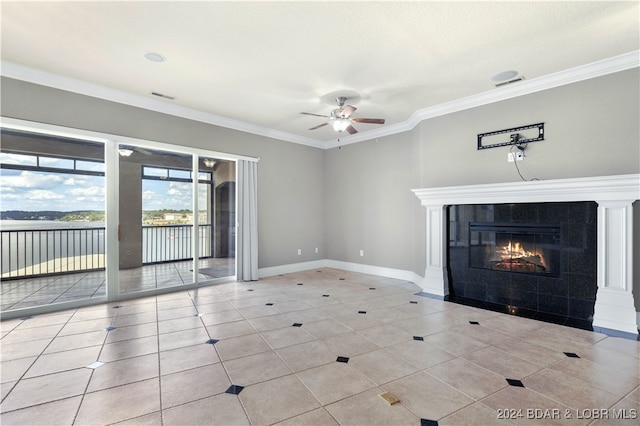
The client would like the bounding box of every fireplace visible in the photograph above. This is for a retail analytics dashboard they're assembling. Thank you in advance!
[469,223,561,277]
[448,202,597,328]
[412,174,640,337]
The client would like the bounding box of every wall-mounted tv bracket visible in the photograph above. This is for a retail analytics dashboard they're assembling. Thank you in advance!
[477,122,544,150]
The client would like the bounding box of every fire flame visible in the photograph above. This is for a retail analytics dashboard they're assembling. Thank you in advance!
[496,241,547,270]
[506,241,526,258]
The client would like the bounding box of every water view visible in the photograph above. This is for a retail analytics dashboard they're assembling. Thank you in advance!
[1,218,212,279]
[1,220,106,278]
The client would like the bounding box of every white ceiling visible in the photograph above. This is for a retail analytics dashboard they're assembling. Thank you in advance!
[1,1,639,147]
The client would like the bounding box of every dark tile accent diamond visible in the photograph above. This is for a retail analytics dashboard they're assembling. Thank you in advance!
[369,287,376,290]
[358,311,367,314]
[421,419,439,426]
[469,321,480,325]
[564,352,580,358]
[336,356,349,363]
[410,301,418,304]
[225,385,244,395]
[112,305,121,309]
[265,303,274,306]
[105,326,116,332]
[506,379,525,387]
[339,278,345,281]
[322,294,330,297]
[292,323,303,327]
[297,283,304,286]
[205,339,219,345]
[413,336,424,341]
[247,289,254,292]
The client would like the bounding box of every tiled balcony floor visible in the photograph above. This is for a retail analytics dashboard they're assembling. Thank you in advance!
[1,258,234,312]
[1,268,638,425]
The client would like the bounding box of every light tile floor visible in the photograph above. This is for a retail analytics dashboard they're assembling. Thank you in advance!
[1,268,638,425]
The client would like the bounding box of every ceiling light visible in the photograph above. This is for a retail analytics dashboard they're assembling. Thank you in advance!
[332,119,350,132]
[144,52,166,63]
[491,70,518,82]
[203,159,216,168]
[118,148,134,157]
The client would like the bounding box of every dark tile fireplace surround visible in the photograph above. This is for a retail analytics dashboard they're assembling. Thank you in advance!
[447,202,598,330]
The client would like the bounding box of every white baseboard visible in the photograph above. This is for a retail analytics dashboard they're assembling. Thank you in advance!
[258,260,327,278]
[323,260,424,285]
[259,259,425,288]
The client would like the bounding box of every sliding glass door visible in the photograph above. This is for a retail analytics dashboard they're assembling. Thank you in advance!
[1,118,242,318]
[197,156,236,280]
[0,129,106,311]
[117,145,196,295]
[116,147,237,296]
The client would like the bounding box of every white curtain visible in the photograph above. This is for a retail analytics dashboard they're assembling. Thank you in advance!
[237,160,259,281]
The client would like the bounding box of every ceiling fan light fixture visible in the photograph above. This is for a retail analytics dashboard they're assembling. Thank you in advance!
[332,118,350,132]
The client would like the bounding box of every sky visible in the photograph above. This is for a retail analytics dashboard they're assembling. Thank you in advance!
[0,153,204,212]
[0,168,105,212]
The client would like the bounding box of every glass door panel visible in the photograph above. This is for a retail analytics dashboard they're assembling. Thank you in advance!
[197,156,235,280]
[0,129,106,312]
[118,145,194,295]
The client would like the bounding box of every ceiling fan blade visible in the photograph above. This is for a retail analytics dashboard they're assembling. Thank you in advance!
[352,118,386,124]
[340,105,357,118]
[346,125,358,135]
[300,112,330,118]
[308,122,329,130]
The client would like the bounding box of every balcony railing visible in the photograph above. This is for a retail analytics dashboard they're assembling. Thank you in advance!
[1,224,213,280]
[142,224,212,264]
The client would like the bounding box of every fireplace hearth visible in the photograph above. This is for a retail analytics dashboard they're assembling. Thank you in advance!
[448,202,597,328]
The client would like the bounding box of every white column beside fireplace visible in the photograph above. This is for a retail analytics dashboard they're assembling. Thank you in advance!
[412,174,640,336]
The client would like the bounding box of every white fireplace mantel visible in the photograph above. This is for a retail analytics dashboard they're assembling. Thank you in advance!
[412,174,640,336]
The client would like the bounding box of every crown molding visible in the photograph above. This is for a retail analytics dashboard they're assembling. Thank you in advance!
[2,50,638,151]
[0,61,326,149]
[324,50,640,149]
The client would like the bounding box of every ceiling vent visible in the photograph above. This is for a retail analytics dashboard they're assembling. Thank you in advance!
[495,77,525,87]
[150,91,175,100]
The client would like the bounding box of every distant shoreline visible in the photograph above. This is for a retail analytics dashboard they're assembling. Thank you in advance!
[0,220,105,230]
[0,210,105,221]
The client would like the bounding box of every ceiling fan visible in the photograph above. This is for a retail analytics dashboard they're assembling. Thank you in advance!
[300,96,385,134]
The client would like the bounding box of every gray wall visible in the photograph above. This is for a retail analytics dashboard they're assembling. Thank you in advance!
[324,132,423,271]
[418,69,640,187]
[0,77,326,270]
[323,68,639,310]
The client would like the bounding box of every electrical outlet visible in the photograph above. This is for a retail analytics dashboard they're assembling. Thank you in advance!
[508,152,524,162]
[315,247,319,253]
[360,250,364,257]
[297,249,302,255]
